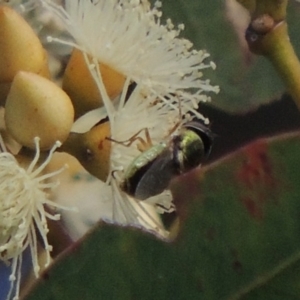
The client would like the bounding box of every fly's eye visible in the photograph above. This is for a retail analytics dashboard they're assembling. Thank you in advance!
[172,129,206,173]
[183,121,214,157]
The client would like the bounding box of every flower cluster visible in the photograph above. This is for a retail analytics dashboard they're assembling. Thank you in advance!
[0,137,74,300]
[0,0,218,299]
[40,0,218,223]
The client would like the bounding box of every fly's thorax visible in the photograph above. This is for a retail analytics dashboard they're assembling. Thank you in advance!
[120,142,167,198]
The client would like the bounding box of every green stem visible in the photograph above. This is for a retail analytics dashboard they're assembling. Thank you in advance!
[259,22,300,110]
[235,0,255,12]
[241,0,300,111]
[255,0,287,21]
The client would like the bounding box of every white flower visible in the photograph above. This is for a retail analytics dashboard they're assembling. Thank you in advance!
[109,85,187,170]
[38,0,217,235]
[0,0,36,14]
[81,83,205,235]
[101,179,169,236]
[0,136,73,300]
[73,83,194,235]
[40,0,219,101]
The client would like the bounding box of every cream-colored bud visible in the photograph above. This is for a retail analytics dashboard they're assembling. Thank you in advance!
[63,49,126,118]
[5,71,74,150]
[0,6,50,103]
[60,122,111,181]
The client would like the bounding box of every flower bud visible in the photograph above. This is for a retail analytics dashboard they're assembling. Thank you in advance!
[63,49,126,118]
[5,71,74,150]
[61,122,111,181]
[0,6,50,103]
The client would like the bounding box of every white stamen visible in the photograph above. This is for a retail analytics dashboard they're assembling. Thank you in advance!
[0,137,74,300]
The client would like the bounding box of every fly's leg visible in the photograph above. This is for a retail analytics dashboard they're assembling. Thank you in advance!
[106,128,153,152]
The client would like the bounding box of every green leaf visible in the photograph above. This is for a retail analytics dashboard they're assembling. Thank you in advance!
[24,131,300,300]
[161,0,300,113]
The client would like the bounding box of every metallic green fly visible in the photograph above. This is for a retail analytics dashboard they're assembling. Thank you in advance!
[120,121,214,200]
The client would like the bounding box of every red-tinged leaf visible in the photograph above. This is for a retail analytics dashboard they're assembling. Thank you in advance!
[23,131,300,300]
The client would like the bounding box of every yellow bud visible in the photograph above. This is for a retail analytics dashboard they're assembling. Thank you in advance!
[0,6,50,102]
[5,71,74,150]
[63,49,126,118]
[61,122,111,181]
[0,82,10,104]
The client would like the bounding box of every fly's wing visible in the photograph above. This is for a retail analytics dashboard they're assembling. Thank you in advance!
[135,150,177,200]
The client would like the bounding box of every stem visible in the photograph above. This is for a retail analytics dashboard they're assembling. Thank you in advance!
[235,0,256,13]
[241,0,300,111]
[255,0,287,21]
[263,22,300,110]
[247,21,300,111]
